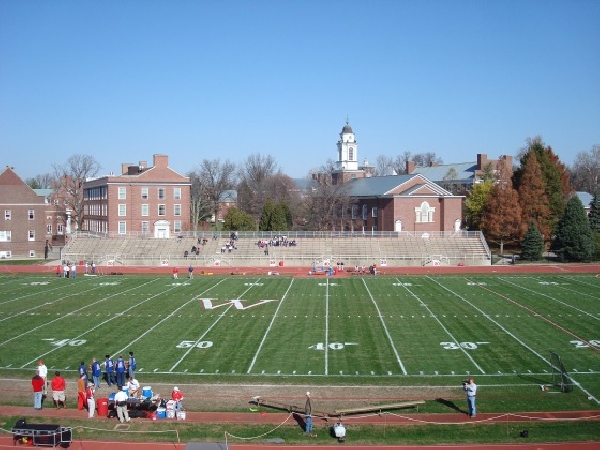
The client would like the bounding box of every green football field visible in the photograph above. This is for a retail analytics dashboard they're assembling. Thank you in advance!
[0,272,598,403]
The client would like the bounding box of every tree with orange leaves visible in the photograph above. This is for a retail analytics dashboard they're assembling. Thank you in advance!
[482,164,523,255]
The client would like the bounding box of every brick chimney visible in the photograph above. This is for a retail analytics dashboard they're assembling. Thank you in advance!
[477,154,488,170]
[153,154,168,168]
[406,161,416,174]
[121,163,133,175]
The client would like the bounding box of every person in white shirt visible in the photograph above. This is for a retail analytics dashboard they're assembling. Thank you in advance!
[127,377,140,398]
[463,378,477,417]
[37,360,48,394]
[113,386,130,423]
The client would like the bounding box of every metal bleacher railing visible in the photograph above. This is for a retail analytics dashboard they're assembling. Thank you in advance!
[61,230,492,268]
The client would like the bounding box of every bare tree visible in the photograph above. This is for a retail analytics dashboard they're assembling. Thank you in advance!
[375,155,394,176]
[200,158,237,227]
[237,154,280,219]
[571,145,600,193]
[393,151,412,175]
[52,154,101,231]
[26,173,55,189]
[442,167,459,181]
[187,170,213,232]
[301,165,354,231]
[412,152,443,166]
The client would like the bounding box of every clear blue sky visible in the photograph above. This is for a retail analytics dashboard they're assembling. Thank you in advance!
[1,0,598,181]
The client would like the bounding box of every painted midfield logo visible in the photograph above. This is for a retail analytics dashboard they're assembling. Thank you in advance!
[200,298,276,310]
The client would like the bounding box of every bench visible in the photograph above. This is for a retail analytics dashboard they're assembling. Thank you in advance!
[334,400,425,416]
[252,396,329,420]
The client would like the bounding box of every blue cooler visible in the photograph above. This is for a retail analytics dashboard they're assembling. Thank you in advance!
[156,407,166,419]
[142,386,152,398]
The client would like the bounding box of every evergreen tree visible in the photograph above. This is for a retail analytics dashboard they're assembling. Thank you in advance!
[223,207,256,231]
[513,137,572,234]
[259,199,276,231]
[271,202,291,231]
[552,196,594,262]
[588,189,600,232]
[520,221,544,261]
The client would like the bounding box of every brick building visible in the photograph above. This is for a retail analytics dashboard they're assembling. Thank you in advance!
[82,155,191,237]
[343,174,463,233]
[325,122,463,233]
[0,167,49,258]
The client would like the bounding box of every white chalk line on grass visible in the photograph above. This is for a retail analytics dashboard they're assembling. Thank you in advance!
[19,278,167,368]
[0,278,94,311]
[399,277,485,375]
[499,276,600,321]
[1,278,159,348]
[170,278,261,372]
[113,277,230,370]
[362,278,407,375]
[434,276,600,405]
[0,276,66,298]
[530,275,600,301]
[226,413,294,441]
[562,274,600,288]
[339,410,600,426]
[489,278,600,352]
[246,278,295,374]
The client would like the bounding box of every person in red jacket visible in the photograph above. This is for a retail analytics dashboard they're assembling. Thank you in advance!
[50,371,67,409]
[32,370,44,410]
[171,386,183,410]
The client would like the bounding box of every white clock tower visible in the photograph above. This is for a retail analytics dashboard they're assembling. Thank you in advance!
[335,121,358,171]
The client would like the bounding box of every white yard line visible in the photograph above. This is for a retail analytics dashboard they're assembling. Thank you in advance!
[401,277,485,374]
[113,277,229,368]
[246,278,296,374]
[430,276,599,404]
[0,279,94,310]
[18,278,165,367]
[499,276,599,321]
[430,275,550,362]
[362,278,407,375]
[170,278,261,372]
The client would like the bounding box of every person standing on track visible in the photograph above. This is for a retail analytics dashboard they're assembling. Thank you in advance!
[128,351,137,379]
[304,391,315,436]
[91,357,102,388]
[463,377,477,417]
[114,385,130,423]
[115,355,126,387]
[104,354,116,387]
[50,371,66,409]
[32,369,44,410]
[37,360,48,394]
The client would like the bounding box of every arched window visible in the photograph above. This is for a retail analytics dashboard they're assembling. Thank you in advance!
[414,201,436,223]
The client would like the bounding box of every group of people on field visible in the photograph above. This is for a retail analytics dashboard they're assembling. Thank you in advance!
[55,261,96,278]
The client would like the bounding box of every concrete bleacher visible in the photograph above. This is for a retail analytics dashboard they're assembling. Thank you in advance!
[62,231,491,268]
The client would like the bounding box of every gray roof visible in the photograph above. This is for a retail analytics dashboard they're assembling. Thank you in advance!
[576,191,593,208]
[33,188,53,200]
[410,161,478,182]
[346,174,452,197]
